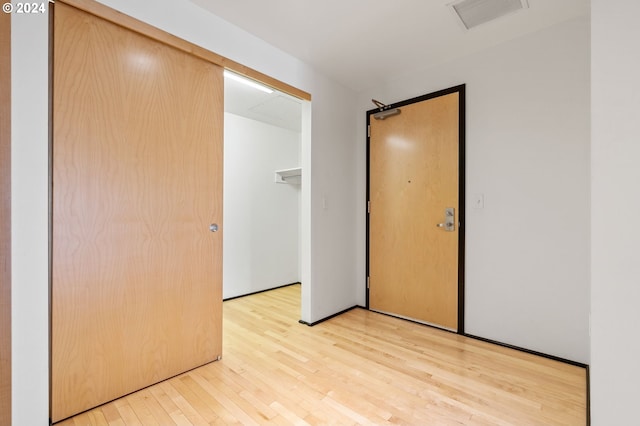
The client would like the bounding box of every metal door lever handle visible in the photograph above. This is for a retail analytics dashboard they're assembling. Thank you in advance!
[437,208,456,231]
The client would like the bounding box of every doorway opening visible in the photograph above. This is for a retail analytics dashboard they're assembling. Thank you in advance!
[222,70,311,320]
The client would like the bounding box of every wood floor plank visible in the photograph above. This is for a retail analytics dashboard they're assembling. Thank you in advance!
[124,391,161,426]
[98,401,125,425]
[130,388,176,426]
[147,384,193,426]
[156,381,210,426]
[186,368,262,425]
[113,399,143,425]
[55,284,587,425]
[86,410,109,426]
[182,371,250,424]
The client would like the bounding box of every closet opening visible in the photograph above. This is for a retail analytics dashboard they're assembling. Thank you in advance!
[222,70,309,318]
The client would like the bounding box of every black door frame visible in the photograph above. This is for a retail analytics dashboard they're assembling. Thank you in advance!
[365,84,466,334]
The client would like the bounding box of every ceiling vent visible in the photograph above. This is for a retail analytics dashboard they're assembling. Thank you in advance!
[449,0,529,30]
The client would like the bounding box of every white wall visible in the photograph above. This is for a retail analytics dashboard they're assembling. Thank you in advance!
[356,16,591,363]
[11,10,49,426]
[223,113,301,299]
[11,1,358,424]
[591,1,640,423]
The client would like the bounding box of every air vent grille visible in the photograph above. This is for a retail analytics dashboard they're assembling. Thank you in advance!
[450,0,529,30]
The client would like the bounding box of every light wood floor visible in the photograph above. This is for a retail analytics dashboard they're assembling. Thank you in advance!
[57,284,587,425]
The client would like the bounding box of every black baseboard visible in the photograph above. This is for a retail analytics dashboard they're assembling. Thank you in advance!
[360,306,588,369]
[464,333,588,369]
[298,305,361,326]
[223,282,300,302]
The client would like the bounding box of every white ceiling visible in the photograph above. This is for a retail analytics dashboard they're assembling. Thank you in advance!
[224,74,303,132]
[215,0,589,131]
[192,0,589,92]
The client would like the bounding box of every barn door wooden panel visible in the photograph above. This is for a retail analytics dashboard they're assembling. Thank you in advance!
[51,3,223,421]
[368,90,462,331]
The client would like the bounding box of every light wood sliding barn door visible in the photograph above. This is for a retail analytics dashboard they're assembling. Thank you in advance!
[51,3,223,422]
[368,88,464,332]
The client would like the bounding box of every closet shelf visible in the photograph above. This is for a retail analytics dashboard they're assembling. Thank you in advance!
[275,167,302,184]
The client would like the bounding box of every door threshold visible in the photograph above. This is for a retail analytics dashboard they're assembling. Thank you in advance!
[369,308,457,333]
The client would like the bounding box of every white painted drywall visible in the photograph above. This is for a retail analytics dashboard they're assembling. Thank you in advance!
[356,16,591,364]
[11,1,357,423]
[591,1,640,423]
[223,113,301,299]
[11,10,50,426]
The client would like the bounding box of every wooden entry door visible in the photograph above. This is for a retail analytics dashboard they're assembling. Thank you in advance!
[51,3,223,422]
[368,87,464,331]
